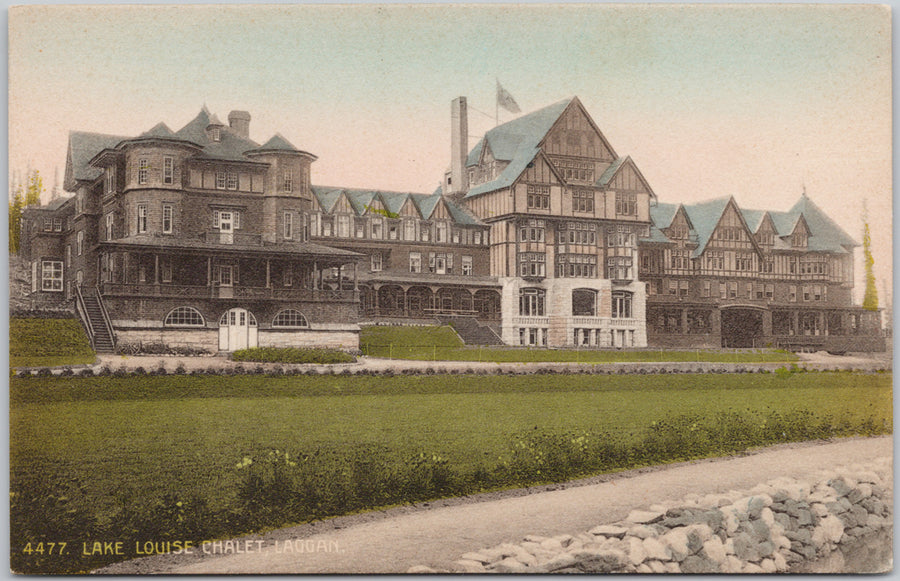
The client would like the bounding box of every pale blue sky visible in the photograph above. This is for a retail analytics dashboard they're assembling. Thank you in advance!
[8,4,892,303]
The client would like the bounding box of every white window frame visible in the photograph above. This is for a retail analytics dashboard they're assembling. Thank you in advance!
[216,171,227,190]
[106,166,116,194]
[137,204,147,234]
[409,251,422,273]
[41,260,63,292]
[163,157,174,185]
[462,255,473,276]
[77,231,84,256]
[137,159,149,185]
[226,172,238,190]
[283,211,293,240]
[370,252,383,272]
[283,169,293,193]
[162,204,173,234]
[105,213,114,240]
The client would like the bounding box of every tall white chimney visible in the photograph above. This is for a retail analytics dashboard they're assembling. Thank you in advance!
[449,97,468,196]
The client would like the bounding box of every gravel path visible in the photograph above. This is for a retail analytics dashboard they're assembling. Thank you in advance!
[97,436,892,575]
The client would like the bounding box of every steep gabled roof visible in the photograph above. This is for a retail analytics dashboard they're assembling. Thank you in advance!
[412,191,441,219]
[785,195,857,250]
[466,98,572,167]
[679,197,733,257]
[596,156,629,187]
[309,185,485,226]
[65,131,131,189]
[141,122,176,138]
[246,133,305,155]
[640,224,672,244]
[310,186,345,213]
[649,202,680,230]
[345,190,375,216]
[174,108,261,161]
[464,145,542,199]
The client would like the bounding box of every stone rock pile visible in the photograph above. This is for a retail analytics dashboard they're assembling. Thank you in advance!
[409,457,892,574]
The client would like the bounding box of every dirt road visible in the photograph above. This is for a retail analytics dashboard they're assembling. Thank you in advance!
[98,436,892,574]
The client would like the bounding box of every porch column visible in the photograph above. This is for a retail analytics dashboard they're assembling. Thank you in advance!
[681,308,689,335]
[793,310,800,336]
[154,254,159,285]
[207,257,212,286]
[373,284,380,314]
[337,265,343,290]
[353,262,359,291]
[313,261,318,290]
[266,259,271,288]
[123,252,129,285]
[818,311,824,337]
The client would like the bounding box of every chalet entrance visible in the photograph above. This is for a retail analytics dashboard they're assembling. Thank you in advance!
[721,308,763,348]
[218,308,258,351]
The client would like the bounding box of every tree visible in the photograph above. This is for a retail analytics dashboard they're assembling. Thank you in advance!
[24,170,44,207]
[8,182,24,253]
[862,204,878,311]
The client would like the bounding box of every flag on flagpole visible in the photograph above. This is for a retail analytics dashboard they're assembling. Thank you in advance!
[496,80,521,114]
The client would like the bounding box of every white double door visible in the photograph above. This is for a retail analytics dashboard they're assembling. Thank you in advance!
[218,308,258,351]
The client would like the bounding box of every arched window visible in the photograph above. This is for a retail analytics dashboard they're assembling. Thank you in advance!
[518,288,545,316]
[572,289,598,316]
[165,306,205,327]
[218,310,258,326]
[272,309,309,328]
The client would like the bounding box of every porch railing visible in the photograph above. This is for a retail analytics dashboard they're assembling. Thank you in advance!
[74,284,95,349]
[99,282,358,302]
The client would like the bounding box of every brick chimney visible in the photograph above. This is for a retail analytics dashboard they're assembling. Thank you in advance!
[448,97,468,196]
[228,110,251,139]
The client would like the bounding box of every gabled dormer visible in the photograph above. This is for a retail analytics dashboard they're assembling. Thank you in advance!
[665,205,694,242]
[755,212,777,247]
[789,214,810,249]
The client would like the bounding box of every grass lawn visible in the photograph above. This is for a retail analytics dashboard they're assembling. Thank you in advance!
[10,318,95,367]
[11,371,890,519]
[359,324,797,363]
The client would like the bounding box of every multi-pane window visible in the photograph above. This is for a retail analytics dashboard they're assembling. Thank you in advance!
[615,193,637,215]
[474,231,483,245]
[729,281,737,299]
[735,253,753,271]
[518,252,546,277]
[137,204,147,234]
[389,222,399,240]
[800,257,828,276]
[372,218,384,239]
[41,261,63,292]
[765,284,774,299]
[606,225,633,247]
[216,172,227,189]
[679,280,689,298]
[283,212,293,239]
[77,231,84,255]
[105,213,114,240]
[452,229,460,244]
[670,248,690,270]
[409,252,422,273]
[563,222,597,245]
[789,285,797,302]
[164,306,204,327]
[283,170,293,193]
[273,309,309,328]
[558,253,598,278]
[435,221,447,242]
[716,226,745,241]
[420,224,431,242]
[705,251,724,270]
[556,159,594,182]
[53,218,63,232]
[702,280,711,298]
[355,220,365,238]
[404,220,416,241]
[106,166,117,194]
[612,291,633,318]
[519,288,545,316]
[461,255,473,276]
[163,157,174,185]
[370,252,383,272]
[526,184,550,210]
[761,258,774,273]
[337,215,350,237]
[719,282,727,299]
[162,204,173,234]
[606,256,632,280]
[226,172,238,190]
[572,189,594,212]
[746,282,753,298]
[758,231,774,245]
[137,159,149,185]
[519,219,545,242]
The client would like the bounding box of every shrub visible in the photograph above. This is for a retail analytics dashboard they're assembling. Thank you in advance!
[78,368,94,377]
[133,366,146,376]
[36,368,53,377]
[59,366,74,377]
[231,347,356,365]
[174,363,187,375]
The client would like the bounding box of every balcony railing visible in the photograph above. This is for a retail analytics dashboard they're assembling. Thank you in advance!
[100,282,358,302]
[200,230,264,246]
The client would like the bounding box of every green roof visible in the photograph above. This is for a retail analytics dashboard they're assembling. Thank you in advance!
[310,185,484,226]
[141,122,175,138]
[463,98,573,199]
[247,133,301,154]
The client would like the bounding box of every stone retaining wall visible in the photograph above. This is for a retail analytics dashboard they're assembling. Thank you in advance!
[411,458,892,574]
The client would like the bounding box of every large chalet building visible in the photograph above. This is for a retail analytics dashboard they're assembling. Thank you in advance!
[18,97,883,353]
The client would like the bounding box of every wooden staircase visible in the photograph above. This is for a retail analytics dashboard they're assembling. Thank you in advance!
[75,286,116,353]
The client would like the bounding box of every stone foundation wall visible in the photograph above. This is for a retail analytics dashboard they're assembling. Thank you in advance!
[415,458,892,574]
[258,330,358,350]
[116,328,219,351]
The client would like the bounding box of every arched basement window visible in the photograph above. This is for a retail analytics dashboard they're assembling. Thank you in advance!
[272,309,309,328]
[164,306,205,327]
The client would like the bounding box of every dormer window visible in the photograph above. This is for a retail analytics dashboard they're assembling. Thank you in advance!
[211,128,220,142]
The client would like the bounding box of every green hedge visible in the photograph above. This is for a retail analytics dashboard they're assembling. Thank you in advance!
[10,318,95,367]
[230,347,356,365]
